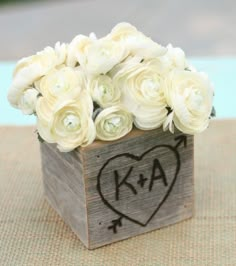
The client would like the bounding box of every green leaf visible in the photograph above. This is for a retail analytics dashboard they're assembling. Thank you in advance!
[210,106,216,118]
[184,67,191,71]
[166,106,172,115]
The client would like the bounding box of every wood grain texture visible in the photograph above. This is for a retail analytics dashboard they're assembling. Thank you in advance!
[40,128,194,249]
[40,143,89,247]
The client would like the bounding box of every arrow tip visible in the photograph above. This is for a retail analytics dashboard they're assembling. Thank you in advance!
[174,135,187,149]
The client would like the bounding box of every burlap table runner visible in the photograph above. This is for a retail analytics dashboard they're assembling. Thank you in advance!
[0,119,236,266]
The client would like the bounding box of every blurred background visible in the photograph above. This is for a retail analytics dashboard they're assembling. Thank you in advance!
[0,0,236,59]
[1,0,236,123]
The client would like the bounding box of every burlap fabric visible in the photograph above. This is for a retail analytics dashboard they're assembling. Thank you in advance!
[0,119,236,266]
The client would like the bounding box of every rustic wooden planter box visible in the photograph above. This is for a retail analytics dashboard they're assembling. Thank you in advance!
[40,128,194,249]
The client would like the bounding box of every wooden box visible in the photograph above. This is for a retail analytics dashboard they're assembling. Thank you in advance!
[40,128,194,249]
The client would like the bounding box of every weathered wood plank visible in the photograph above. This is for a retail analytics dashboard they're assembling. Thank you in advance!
[40,128,194,249]
[40,143,88,247]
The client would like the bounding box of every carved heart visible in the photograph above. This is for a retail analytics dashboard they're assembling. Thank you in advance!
[97,144,181,227]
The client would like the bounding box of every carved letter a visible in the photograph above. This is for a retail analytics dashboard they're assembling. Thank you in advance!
[149,158,168,191]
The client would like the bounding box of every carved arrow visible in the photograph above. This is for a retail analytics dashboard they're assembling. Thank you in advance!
[107,216,123,234]
[174,135,187,149]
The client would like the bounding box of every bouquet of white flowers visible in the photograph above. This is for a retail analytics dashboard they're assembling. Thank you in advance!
[8,22,214,152]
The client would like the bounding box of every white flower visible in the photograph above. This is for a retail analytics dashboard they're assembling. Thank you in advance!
[54,42,68,66]
[36,90,95,152]
[88,75,120,108]
[95,106,133,141]
[109,22,166,59]
[67,34,127,75]
[164,70,214,134]
[18,87,39,115]
[8,42,67,108]
[112,58,168,130]
[84,38,127,75]
[66,34,93,67]
[38,66,85,106]
[161,44,188,70]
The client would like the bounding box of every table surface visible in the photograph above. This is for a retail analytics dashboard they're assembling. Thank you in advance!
[0,119,235,265]
[1,57,236,125]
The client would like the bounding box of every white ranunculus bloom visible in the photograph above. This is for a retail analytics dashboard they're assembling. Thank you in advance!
[36,90,95,152]
[66,34,93,67]
[88,75,120,108]
[108,22,167,59]
[38,66,85,106]
[18,87,39,115]
[8,42,67,108]
[95,106,133,141]
[54,42,68,66]
[164,70,214,134]
[112,58,168,130]
[162,44,188,70]
[67,34,127,75]
[133,106,168,130]
[84,38,127,75]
